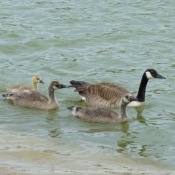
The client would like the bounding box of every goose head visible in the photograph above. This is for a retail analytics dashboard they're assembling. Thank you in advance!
[50,81,67,90]
[67,106,81,116]
[145,69,166,80]
[122,93,137,105]
[32,76,44,84]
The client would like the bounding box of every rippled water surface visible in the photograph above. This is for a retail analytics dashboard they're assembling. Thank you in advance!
[0,0,175,174]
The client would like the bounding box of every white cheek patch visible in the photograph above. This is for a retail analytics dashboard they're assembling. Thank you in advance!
[53,85,58,90]
[146,71,154,79]
[71,107,77,116]
[81,96,86,101]
[123,97,130,104]
[7,96,10,100]
[23,90,30,93]
[128,101,144,107]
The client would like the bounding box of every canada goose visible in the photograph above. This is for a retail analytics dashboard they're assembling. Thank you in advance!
[67,93,137,123]
[6,75,44,93]
[3,81,67,110]
[69,69,166,107]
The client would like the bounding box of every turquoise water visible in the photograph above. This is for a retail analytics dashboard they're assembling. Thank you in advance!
[0,0,175,174]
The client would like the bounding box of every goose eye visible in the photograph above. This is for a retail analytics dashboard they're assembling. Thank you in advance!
[126,95,129,99]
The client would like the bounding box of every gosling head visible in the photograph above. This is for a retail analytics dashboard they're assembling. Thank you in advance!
[67,106,81,116]
[144,69,166,80]
[122,93,137,105]
[32,75,44,84]
[50,81,67,90]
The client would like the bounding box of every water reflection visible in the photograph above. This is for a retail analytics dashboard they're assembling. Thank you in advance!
[45,109,58,121]
[78,121,130,134]
[134,106,148,126]
[48,128,62,138]
[116,139,134,154]
[116,106,167,161]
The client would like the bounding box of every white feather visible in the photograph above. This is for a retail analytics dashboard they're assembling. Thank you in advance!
[146,71,154,79]
[11,89,19,93]
[81,96,86,101]
[127,101,145,107]
[53,85,58,90]
[71,107,77,116]
[23,90,30,93]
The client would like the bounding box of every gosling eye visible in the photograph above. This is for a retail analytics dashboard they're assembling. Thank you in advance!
[126,95,129,99]
[37,78,39,80]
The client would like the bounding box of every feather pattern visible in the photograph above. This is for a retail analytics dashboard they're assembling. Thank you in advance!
[74,107,121,123]
[70,81,128,107]
[69,69,166,107]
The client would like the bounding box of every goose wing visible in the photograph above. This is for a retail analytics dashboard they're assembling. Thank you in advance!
[6,84,32,93]
[70,80,129,107]
[12,90,48,102]
[84,95,120,107]
[86,83,129,100]
[72,82,128,100]
[78,107,120,123]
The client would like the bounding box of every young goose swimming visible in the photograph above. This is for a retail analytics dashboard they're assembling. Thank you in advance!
[3,81,67,110]
[68,69,166,107]
[67,93,137,123]
[6,75,44,93]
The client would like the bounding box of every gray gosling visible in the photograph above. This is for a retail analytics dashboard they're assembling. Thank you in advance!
[67,93,137,123]
[3,81,67,110]
[6,75,44,93]
[68,69,166,107]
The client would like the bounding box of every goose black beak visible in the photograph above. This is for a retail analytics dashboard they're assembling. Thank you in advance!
[67,106,74,111]
[156,73,166,79]
[67,85,75,88]
[59,84,67,88]
[40,80,44,84]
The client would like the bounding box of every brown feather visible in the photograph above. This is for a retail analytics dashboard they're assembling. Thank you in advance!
[72,82,129,107]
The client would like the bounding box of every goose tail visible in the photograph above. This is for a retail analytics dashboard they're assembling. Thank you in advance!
[68,80,90,88]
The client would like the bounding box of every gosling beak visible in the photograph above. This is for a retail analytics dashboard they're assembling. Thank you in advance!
[40,80,44,84]
[67,106,73,111]
[156,73,166,79]
[67,106,74,111]
[59,84,67,89]
[130,95,137,102]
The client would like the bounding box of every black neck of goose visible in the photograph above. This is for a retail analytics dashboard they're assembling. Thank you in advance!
[136,73,148,102]
[120,101,128,120]
[48,86,55,102]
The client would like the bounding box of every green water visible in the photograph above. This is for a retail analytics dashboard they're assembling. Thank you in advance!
[0,0,175,174]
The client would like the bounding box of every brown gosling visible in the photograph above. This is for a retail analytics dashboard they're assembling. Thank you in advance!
[67,93,137,123]
[3,81,67,110]
[6,75,44,93]
[68,69,166,107]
